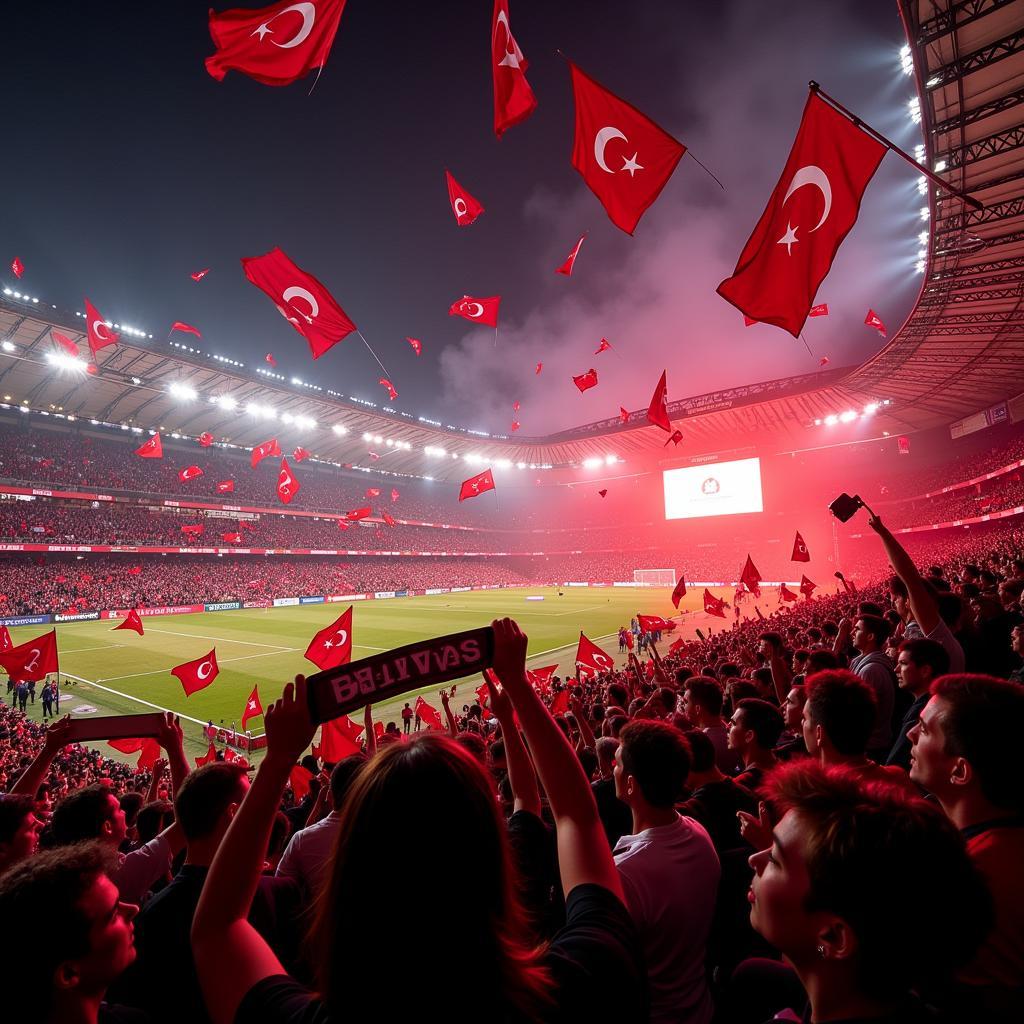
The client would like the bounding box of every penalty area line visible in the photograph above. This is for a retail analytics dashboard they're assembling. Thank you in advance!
[60,672,209,729]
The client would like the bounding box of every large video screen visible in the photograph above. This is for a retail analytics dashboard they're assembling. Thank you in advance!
[663,457,764,520]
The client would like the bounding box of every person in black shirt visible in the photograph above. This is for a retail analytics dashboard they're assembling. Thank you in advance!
[728,699,783,795]
[886,638,949,771]
[593,736,632,849]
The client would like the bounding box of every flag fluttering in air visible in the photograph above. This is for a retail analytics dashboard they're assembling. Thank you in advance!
[598,488,607,497]
[366,488,380,498]
[293,446,310,462]
[198,432,214,447]
[11,257,24,279]
[800,574,817,598]
[620,407,630,423]
[313,714,363,760]
[391,488,399,502]
[196,743,218,768]
[864,309,886,337]
[52,331,80,357]
[178,466,203,483]
[809,303,829,317]
[217,479,235,493]
[740,555,762,596]
[222,532,243,543]
[491,0,536,137]
[575,632,614,679]
[265,352,277,367]
[703,590,727,618]
[646,370,670,432]
[573,368,599,393]
[664,429,683,447]
[251,437,281,468]
[171,649,219,696]
[84,298,119,359]
[171,321,202,338]
[345,507,371,520]
[381,511,396,526]
[535,362,543,375]
[445,170,484,226]
[556,234,587,276]
[792,531,810,562]
[459,469,495,502]
[181,524,204,537]
[671,576,687,608]
[638,614,673,633]
[379,377,398,401]
[406,337,422,356]
[449,295,500,328]
[135,434,163,459]
[594,338,612,355]
[109,737,161,772]
[277,457,299,504]
[0,629,59,681]
[415,696,442,730]
[241,685,263,730]
[191,268,210,282]
[779,584,799,602]
[305,606,353,671]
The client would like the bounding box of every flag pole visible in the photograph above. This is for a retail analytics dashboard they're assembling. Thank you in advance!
[798,332,815,358]
[355,329,391,377]
[809,81,984,212]
[684,151,726,191]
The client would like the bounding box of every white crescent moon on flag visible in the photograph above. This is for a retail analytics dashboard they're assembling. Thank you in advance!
[782,165,832,231]
[464,302,484,318]
[495,10,520,68]
[283,286,319,322]
[453,197,468,219]
[594,126,628,174]
[271,3,316,48]
[197,660,213,680]
[92,320,112,341]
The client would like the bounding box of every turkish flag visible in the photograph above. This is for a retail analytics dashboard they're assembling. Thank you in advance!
[313,715,363,760]
[575,632,614,680]
[109,737,161,772]
[741,555,762,596]
[510,420,520,432]
[647,370,670,432]
[0,629,59,681]
[619,407,630,423]
[779,584,799,602]
[792,531,810,562]
[415,696,442,730]
[293,446,310,462]
[570,61,686,235]
[703,589,727,618]
[346,507,371,520]
[671,576,687,608]
[809,303,829,317]
[222,532,243,543]
[573,368,599,393]
[171,321,201,338]
[0,625,12,651]
[366,488,380,498]
[191,268,210,282]
[594,338,612,355]
[52,331,80,357]
[459,469,496,502]
[196,742,218,768]
[638,614,672,633]
[242,247,356,359]
[449,295,500,328]
[381,511,396,526]
[113,609,145,636]
[551,689,572,716]
[277,457,300,504]
[11,256,24,279]
[445,170,484,226]
[556,234,587,276]
[288,764,312,798]
[819,356,830,366]
[134,434,163,458]
[717,93,886,337]
[305,606,353,671]
[864,309,887,337]
[84,298,119,358]
[181,524,204,536]
[265,352,277,367]
[179,465,204,482]
[800,575,817,598]
[206,0,348,86]
[241,685,263,730]
[216,479,235,493]
[535,362,542,375]
[526,664,558,691]
[406,337,422,356]
[379,378,398,401]
[391,488,400,502]
[198,432,214,447]
[251,437,281,468]
[171,649,219,696]
[664,429,683,447]
[491,0,536,137]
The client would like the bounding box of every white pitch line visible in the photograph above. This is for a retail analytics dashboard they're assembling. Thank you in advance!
[527,631,618,664]
[60,644,127,654]
[143,627,295,650]
[94,648,300,684]
[61,672,210,729]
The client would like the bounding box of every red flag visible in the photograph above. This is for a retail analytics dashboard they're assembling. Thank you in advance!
[703,589,727,618]
[191,268,210,282]
[898,435,911,456]
[365,488,380,498]
[638,614,672,633]
[127,566,143,576]
[179,465,204,482]
[819,356,829,366]
[277,457,300,504]
[198,432,214,447]
[11,257,24,279]
[206,0,348,86]
[0,629,59,681]
[346,507,371,520]
[779,584,799,602]
[108,737,161,772]
[510,421,520,432]
[575,632,614,680]
[181,524,204,537]
[0,626,12,651]
[594,338,612,355]
[242,247,356,359]
[222,532,243,543]
[864,309,887,337]
[598,488,607,498]
[390,488,400,502]
[381,511,396,527]
[171,649,219,696]
[570,62,686,235]
[134,434,163,459]
[113,609,145,636]
[171,321,201,338]
[620,406,630,423]
[671,576,687,608]
[526,664,558,690]
[646,370,670,432]
[251,437,281,468]
[84,298,119,358]
[717,93,886,337]
[293,446,310,462]
[449,295,500,328]
[313,715,363,760]
[491,0,536,137]
[664,429,683,447]
[809,303,829,317]
[379,377,398,401]
[573,368,599,393]
[241,685,263,730]
[556,234,587,276]
[415,696,442,730]
[740,555,762,596]
[289,764,312,798]
[305,606,353,671]
[265,352,277,367]
[337,520,349,531]
[445,170,485,226]
[535,362,543,375]
[406,337,422,356]
[792,531,810,562]
[459,469,495,502]
[196,742,218,767]
[52,331,80,357]
[216,479,235,493]
[799,574,817,598]
[551,689,572,716]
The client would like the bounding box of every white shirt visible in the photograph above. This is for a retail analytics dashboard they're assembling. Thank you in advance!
[116,834,172,904]
[614,814,720,1024]
[276,811,340,895]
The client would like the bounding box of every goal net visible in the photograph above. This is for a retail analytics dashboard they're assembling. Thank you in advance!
[633,568,677,587]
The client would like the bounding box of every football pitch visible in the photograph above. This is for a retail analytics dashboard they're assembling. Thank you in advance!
[7,586,710,763]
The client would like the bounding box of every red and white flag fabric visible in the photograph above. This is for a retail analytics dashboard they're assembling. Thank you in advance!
[304,606,353,671]
[637,614,673,633]
[179,466,204,482]
[0,625,12,651]
[779,584,799,602]
[0,629,59,681]
[251,437,281,468]
[510,420,520,432]
[573,368,599,393]
[11,257,24,279]
[809,303,829,317]
[198,432,214,447]
[792,531,810,562]
[366,488,380,498]
[799,574,817,598]
[108,737,161,772]
[570,62,686,235]
[620,407,630,423]
[113,609,145,636]
[664,429,683,447]
[717,93,886,337]
[196,742,218,768]
[191,268,210,282]
[206,0,348,86]
[864,309,886,337]
[491,0,536,137]
[445,170,484,226]
[381,511,396,527]
[406,337,422,356]
[556,234,587,276]
[449,295,500,328]
[671,576,687,609]
[459,469,495,502]
[646,370,670,432]
[703,589,727,618]
[171,321,201,338]
[391,488,400,502]
[181,524,204,537]
[345,507,371,520]
[84,298,119,358]
[277,457,300,504]
[313,715,363,760]
[135,434,163,459]
[379,378,398,401]
[594,338,612,355]
[265,352,277,367]
[242,247,356,359]
[415,696,443,730]
[551,689,572,716]
[216,479,235,493]
[740,555,762,596]
[819,356,830,367]
[535,362,543,375]
[222,532,243,543]
[241,685,263,730]
[527,664,558,690]
[171,649,219,696]
[575,632,614,680]
[293,446,310,462]
[52,331,80,357]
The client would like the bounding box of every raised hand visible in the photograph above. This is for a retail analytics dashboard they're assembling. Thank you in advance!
[265,676,317,764]
[489,618,529,696]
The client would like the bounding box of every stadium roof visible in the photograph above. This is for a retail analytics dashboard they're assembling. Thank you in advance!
[2,0,1023,480]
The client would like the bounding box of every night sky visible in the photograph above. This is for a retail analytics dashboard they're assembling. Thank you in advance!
[2,1,922,437]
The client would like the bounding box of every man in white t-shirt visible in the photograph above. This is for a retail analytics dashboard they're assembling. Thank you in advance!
[613,720,720,1024]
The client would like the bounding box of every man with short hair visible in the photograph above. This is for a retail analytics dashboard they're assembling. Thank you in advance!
[727,698,783,793]
[886,638,950,770]
[613,720,719,1024]
[0,794,42,875]
[682,677,736,775]
[848,614,897,759]
[593,736,632,849]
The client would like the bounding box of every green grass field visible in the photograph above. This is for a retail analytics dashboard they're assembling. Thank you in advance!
[7,586,716,764]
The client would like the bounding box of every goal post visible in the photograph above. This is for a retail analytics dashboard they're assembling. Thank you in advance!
[633,568,677,587]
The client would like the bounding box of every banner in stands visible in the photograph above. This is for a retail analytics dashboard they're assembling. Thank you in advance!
[243,600,272,609]
[0,614,51,627]
[299,596,325,604]
[205,601,242,612]
[100,605,204,619]
[273,597,300,607]
[374,591,397,599]
[53,611,101,623]
[328,593,366,602]
[425,588,450,595]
